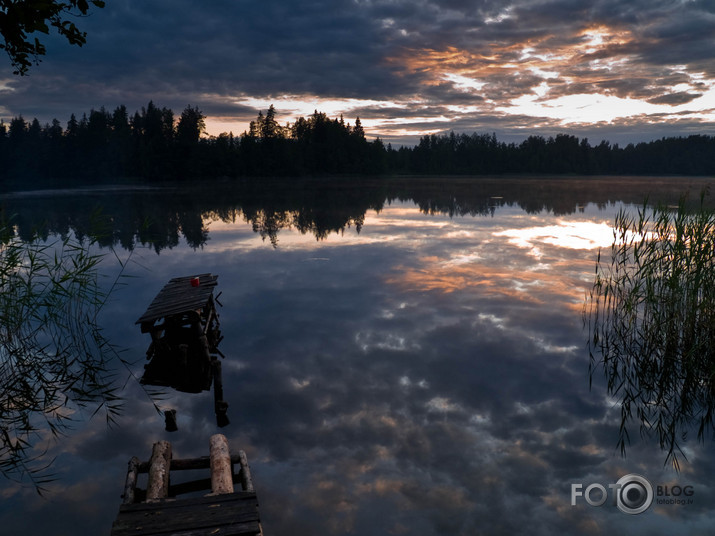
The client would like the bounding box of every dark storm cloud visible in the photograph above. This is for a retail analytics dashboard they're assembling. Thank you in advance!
[1,0,396,120]
[1,0,714,143]
[647,91,704,106]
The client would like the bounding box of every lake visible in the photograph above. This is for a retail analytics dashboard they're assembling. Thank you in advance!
[1,176,714,535]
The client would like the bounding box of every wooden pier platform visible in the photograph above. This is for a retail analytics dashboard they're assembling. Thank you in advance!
[136,274,229,427]
[111,492,261,536]
[136,274,219,327]
[111,435,263,536]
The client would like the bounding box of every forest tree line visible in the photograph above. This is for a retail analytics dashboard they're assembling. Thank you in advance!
[1,102,714,182]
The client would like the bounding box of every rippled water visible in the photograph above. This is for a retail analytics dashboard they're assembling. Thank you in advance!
[1,176,713,535]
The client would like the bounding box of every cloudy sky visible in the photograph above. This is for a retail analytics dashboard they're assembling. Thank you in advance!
[2,0,715,145]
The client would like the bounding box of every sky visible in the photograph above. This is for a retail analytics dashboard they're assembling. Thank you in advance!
[1,0,715,146]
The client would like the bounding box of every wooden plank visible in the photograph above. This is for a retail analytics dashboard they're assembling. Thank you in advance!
[112,521,261,536]
[137,302,211,324]
[139,289,216,310]
[136,274,219,324]
[144,275,217,300]
[169,273,215,283]
[145,282,217,298]
[110,493,260,536]
[169,457,211,471]
[138,295,212,317]
[112,498,259,521]
[136,474,249,500]
[166,522,261,536]
[143,285,217,302]
[118,491,257,512]
[117,521,262,536]
[136,454,246,474]
[111,515,261,536]
[112,509,259,531]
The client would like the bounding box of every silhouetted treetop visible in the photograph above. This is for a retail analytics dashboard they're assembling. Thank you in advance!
[1,102,714,183]
[177,105,206,146]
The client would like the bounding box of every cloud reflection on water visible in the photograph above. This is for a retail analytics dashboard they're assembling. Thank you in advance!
[203,200,712,535]
[1,180,714,535]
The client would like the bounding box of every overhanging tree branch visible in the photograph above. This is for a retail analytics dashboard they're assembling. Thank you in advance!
[0,0,105,75]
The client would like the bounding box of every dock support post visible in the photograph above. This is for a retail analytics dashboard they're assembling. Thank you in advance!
[212,359,230,427]
[122,456,140,504]
[209,434,234,495]
[237,449,255,492]
[146,440,172,501]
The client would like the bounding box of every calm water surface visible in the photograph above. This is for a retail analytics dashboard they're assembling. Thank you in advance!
[1,177,714,535]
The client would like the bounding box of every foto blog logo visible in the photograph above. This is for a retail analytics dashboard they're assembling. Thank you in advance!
[571,474,656,515]
[571,473,695,514]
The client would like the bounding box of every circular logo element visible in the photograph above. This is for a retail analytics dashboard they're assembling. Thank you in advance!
[616,474,653,515]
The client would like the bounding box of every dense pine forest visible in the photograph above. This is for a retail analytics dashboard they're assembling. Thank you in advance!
[1,102,714,183]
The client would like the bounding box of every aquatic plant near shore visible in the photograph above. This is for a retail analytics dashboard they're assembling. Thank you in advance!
[585,194,715,470]
[0,225,130,491]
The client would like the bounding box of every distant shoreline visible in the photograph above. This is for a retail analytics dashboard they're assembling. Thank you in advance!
[3,173,715,196]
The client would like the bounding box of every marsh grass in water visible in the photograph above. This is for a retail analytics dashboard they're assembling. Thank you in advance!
[586,195,715,470]
[0,220,156,492]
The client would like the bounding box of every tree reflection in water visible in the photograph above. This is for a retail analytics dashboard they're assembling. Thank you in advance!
[4,176,713,253]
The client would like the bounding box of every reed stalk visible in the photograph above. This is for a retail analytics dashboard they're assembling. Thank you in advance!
[585,194,715,470]
[0,224,125,491]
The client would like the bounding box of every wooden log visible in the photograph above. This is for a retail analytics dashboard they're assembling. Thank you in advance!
[237,450,254,492]
[146,440,172,502]
[122,456,140,505]
[209,434,234,495]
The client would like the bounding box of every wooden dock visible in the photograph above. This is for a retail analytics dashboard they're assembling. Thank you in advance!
[111,435,263,536]
[136,274,220,327]
[136,274,229,427]
[111,493,262,536]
